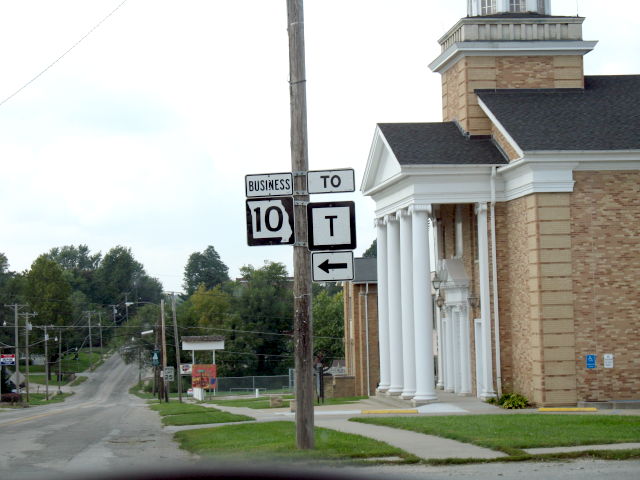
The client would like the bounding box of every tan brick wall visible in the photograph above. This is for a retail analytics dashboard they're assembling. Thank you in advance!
[492,124,520,161]
[571,171,640,401]
[441,55,584,134]
[343,282,380,397]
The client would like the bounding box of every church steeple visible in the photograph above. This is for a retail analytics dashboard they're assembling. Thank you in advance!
[468,0,551,16]
[430,0,596,135]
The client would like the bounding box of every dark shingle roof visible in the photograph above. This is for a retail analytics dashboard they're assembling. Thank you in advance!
[352,257,377,283]
[378,122,507,165]
[476,75,640,151]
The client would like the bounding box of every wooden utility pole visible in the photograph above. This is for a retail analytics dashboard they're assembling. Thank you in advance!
[57,328,63,394]
[160,298,168,402]
[44,325,49,401]
[171,293,182,403]
[5,304,25,400]
[287,0,314,450]
[22,312,37,403]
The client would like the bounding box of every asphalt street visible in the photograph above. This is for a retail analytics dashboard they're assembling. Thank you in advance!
[0,354,193,480]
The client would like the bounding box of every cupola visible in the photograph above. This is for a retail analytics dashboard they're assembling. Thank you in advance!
[468,0,551,16]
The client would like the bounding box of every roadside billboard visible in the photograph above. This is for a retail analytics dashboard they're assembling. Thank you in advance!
[192,364,217,390]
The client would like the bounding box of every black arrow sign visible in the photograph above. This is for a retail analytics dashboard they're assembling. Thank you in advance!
[318,259,348,274]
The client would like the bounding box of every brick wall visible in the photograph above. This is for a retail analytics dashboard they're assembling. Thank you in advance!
[442,56,584,135]
[571,171,640,401]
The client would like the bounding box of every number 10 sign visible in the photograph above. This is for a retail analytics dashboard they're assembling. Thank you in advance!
[246,197,295,246]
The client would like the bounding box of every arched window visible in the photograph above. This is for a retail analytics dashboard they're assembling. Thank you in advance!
[509,0,527,12]
[481,0,496,15]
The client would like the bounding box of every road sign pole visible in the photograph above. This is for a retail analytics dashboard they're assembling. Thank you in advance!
[287,0,314,450]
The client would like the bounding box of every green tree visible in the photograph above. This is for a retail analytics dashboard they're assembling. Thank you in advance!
[234,262,293,375]
[312,289,344,363]
[363,239,377,258]
[24,255,73,326]
[183,245,230,295]
[46,245,101,300]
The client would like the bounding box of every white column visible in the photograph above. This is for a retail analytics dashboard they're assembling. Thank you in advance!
[452,307,461,393]
[375,217,390,393]
[386,213,403,395]
[476,202,496,399]
[432,218,445,390]
[444,309,454,392]
[411,205,437,403]
[458,305,471,395]
[399,209,416,399]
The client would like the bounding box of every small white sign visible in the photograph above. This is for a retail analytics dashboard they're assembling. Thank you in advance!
[180,364,193,375]
[164,366,175,381]
[308,169,355,194]
[245,172,293,197]
[604,353,614,369]
[312,251,354,281]
[307,201,356,251]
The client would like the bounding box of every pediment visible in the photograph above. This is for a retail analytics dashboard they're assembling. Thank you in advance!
[360,126,402,195]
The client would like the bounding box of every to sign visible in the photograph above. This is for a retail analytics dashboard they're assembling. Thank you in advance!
[1,354,16,366]
[308,169,355,194]
[307,201,356,251]
[246,197,295,246]
[312,251,354,281]
[245,172,293,197]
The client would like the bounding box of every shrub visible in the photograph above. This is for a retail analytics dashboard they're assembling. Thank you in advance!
[499,392,529,409]
[1,393,21,404]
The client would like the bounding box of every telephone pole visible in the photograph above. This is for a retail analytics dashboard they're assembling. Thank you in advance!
[287,0,314,449]
[160,298,168,402]
[170,293,182,403]
[4,304,25,400]
[44,325,49,401]
[57,328,63,394]
[22,311,37,403]
[84,311,96,370]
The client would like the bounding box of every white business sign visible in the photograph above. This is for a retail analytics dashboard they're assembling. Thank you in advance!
[245,172,293,197]
[307,201,356,251]
[312,251,354,281]
[308,169,355,194]
[246,197,295,246]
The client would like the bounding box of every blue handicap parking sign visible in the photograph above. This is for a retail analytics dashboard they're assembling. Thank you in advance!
[586,354,597,369]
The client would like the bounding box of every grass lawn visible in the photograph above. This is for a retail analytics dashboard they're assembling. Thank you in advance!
[353,414,640,454]
[149,401,254,426]
[27,392,73,406]
[207,395,367,410]
[69,375,88,386]
[174,421,418,463]
[27,374,71,386]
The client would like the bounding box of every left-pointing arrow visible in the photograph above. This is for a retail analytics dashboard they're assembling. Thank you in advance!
[318,259,348,273]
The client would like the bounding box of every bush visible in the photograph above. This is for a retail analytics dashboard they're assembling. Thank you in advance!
[1,393,21,404]
[499,392,529,409]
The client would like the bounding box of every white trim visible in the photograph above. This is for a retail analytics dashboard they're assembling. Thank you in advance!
[429,40,597,74]
[477,97,524,159]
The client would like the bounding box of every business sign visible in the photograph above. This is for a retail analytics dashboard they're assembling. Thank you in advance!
[312,251,354,282]
[192,364,217,390]
[307,169,355,194]
[180,364,193,376]
[586,354,597,369]
[245,172,293,197]
[307,201,356,251]
[0,354,16,366]
[246,197,295,246]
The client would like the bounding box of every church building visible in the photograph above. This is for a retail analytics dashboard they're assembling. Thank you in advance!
[361,0,640,406]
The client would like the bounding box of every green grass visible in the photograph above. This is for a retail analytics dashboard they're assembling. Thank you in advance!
[353,414,640,454]
[59,351,102,373]
[27,392,73,406]
[174,421,418,463]
[149,401,253,426]
[69,375,88,386]
[27,374,71,386]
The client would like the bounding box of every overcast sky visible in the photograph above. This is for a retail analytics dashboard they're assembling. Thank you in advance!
[0,0,638,293]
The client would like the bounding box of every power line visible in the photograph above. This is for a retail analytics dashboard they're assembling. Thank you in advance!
[0,0,130,109]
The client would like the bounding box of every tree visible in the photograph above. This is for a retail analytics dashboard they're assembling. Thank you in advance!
[312,289,344,363]
[183,245,229,295]
[46,245,101,300]
[24,255,73,326]
[363,239,377,258]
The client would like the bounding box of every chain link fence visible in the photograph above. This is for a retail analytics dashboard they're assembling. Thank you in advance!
[215,374,292,394]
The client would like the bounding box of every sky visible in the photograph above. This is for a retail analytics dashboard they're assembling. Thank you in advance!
[0,0,638,293]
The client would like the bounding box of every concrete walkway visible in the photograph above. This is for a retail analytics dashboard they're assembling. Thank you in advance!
[164,392,640,461]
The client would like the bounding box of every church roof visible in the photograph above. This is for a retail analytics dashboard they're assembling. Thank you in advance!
[477,75,640,151]
[377,122,507,165]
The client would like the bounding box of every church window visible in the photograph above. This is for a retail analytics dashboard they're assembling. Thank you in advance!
[481,0,496,15]
[509,0,527,12]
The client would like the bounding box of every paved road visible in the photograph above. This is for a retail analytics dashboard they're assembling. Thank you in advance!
[0,354,193,480]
